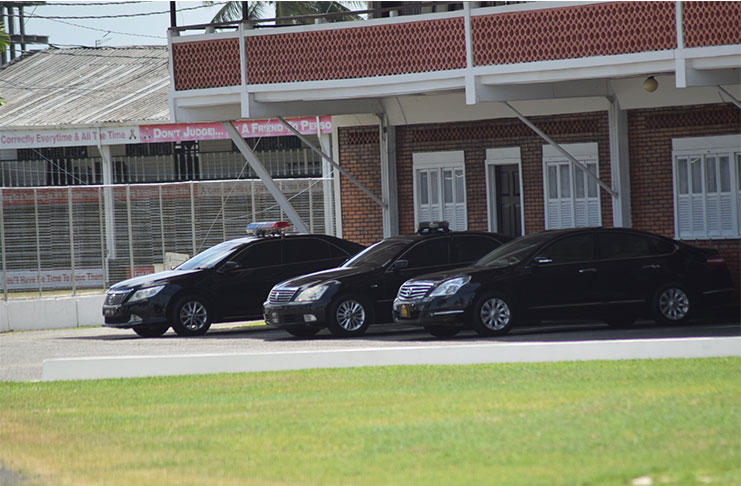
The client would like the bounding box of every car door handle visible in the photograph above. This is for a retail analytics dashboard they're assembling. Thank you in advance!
[578,268,597,274]
[642,264,660,270]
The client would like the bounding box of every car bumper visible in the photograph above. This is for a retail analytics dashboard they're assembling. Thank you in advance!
[102,297,170,329]
[392,298,469,326]
[263,301,328,329]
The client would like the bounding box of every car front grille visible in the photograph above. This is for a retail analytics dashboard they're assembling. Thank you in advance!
[268,288,299,304]
[104,290,131,305]
[397,281,436,301]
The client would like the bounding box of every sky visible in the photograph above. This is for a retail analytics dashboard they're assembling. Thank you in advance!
[15,1,242,51]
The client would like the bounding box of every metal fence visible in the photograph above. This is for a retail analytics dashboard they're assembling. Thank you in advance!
[0,178,335,298]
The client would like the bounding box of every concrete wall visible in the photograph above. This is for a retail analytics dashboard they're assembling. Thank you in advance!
[0,294,105,333]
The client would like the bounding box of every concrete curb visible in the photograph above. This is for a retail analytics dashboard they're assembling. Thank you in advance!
[41,336,741,381]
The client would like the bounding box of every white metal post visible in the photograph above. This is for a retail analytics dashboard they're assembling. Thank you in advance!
[319,133,336,236]
[67,187,77,295]
[0,188,7,300]
[608,96,632,227]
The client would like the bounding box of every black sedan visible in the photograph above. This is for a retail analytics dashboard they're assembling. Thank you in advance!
[102,224,364,337]
[393,227,736,337]
[263,222,511,338]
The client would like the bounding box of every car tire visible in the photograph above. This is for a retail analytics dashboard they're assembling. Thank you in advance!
[133,324,170,338]
[286,327,320,338]
[326,294,372,338]
[170,295,212,336]
[471,292,516,337]
[423,325,461,338]
[651,283,693,325]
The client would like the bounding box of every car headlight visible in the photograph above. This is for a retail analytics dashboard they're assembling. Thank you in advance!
[428,276,471,298]
[128,285,165,303]
[295,282,334,302]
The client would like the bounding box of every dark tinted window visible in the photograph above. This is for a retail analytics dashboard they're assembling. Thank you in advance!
[283,238,330,264]
[328,242,351,258]
[400,238,450,269]
[452,235,502,264]
[598,232,675,259]
[540,234,595,264]
[231,241,281,268]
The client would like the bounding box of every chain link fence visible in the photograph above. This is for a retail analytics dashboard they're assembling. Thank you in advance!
[0,178,335,299]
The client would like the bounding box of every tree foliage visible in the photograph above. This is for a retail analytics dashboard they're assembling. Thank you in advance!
[205,1,362,25]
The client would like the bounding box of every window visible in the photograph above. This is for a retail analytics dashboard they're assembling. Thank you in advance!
[543,143,601,229]
[673,135,741,239]
[232,241,281,268]
[598,232,675,260]
[451,235,502,264]
[399,238,450,269]
[540,234,595,264]
[282,238,330,263]
[413,151,467,231]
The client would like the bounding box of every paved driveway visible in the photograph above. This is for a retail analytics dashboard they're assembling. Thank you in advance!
[2,316,739,382]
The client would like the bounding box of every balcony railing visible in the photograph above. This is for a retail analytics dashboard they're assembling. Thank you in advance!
[169,1,741,92]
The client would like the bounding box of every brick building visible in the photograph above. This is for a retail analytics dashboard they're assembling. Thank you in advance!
[166,1,741,289]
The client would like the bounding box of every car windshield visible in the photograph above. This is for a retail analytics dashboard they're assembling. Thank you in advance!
[176,240,244,270]
[475,233,551,267]
[342,239,409,268]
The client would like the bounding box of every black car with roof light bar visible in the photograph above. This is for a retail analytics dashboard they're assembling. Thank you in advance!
[393,227,736,337]
[102,222,364,337]
[263,222,512,338]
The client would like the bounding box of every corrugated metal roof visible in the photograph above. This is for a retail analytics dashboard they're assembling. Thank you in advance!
[0,46,170,128]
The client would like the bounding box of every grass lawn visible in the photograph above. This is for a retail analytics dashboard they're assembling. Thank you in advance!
[1,358,739,486]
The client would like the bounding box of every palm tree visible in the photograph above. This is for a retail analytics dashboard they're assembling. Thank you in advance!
[205,1,363,25]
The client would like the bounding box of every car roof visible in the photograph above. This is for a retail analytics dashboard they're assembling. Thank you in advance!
[383,230,509,244]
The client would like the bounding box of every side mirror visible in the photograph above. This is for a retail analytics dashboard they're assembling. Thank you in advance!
[533,256,552,265]
[218,261,240,273]
[391,259,409,271]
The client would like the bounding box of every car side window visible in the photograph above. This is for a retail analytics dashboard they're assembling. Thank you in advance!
[399,238,450,269]
[452,235,502,264]
[231,240,282,268]
[598,232,653,260]
[328,242,352,258]
[540,234,595,264]
[283,238,331,264]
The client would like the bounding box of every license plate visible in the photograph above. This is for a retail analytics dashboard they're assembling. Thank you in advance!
[399,304,410,318]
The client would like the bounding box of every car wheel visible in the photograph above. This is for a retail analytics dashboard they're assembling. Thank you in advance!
[171,296,212,336]
[423,325,461,338]
[651,283,692,325]
[133,324,170,338]
[327,294,372,337]
[286,327,320,338]
[471,292,516,337]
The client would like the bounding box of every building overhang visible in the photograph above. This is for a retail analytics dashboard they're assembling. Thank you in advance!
[167,1,741,124]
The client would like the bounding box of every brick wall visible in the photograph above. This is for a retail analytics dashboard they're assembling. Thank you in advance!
[395,112,612,235]
[628,103,741,291]
[337,126,383,245]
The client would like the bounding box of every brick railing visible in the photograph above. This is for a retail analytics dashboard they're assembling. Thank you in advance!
[170,1,741,91]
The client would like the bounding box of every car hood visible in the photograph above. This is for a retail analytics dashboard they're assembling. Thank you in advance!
[108,269,202,290]
[276,265,374,288]
[407,263,513,284]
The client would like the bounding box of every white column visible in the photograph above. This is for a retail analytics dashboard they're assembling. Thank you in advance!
[379,117,399,237]
[608,97,631,227]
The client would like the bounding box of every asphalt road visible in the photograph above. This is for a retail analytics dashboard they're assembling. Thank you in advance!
[2,316,739,382]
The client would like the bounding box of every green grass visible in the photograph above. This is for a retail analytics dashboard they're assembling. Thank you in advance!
[1,358,739,486]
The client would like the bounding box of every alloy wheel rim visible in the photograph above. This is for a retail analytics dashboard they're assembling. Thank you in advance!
[658,288,689,320]
[480,298,511,330]
[180,301,208,330]
[336,300,366,331]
